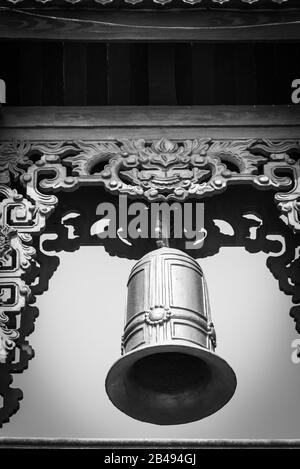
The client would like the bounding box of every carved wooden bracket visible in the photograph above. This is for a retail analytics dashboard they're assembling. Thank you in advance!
[0,136,299,425]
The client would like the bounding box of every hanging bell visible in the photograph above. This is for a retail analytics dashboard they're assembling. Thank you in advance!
[105,247,236,425]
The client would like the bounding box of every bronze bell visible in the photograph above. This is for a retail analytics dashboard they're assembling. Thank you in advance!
[105,247,236,425]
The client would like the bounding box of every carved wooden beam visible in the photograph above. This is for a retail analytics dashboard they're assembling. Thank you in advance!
[2,106,300,140]
[0,0,297,8]
[1,8,300,40]
[0,0,296,7]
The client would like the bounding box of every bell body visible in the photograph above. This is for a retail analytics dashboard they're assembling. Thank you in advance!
[106,247,236,425]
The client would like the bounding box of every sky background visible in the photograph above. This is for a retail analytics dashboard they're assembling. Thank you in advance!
[1,245,300,439]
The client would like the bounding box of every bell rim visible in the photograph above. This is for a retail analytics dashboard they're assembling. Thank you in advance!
[105,341,237,425]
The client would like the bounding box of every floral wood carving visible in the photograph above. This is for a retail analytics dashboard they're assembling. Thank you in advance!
[0,137,299,426]
[65,138,300,233]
